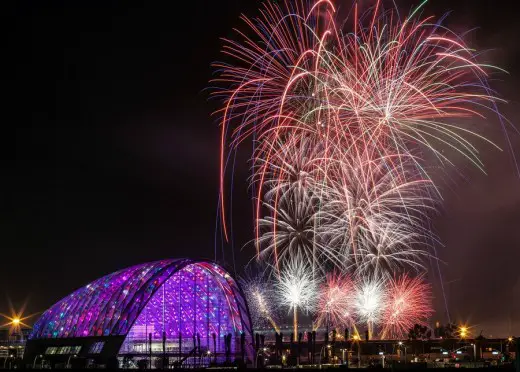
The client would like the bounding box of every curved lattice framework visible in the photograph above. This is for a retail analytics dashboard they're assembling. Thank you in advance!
[30,259,253,349]
[119,262,250,356]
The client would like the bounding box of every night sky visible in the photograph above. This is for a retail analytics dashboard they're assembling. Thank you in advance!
[2,1,519,337]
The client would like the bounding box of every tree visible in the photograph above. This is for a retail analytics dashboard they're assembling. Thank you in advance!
[408,324,431,356]
[408,324,430,341]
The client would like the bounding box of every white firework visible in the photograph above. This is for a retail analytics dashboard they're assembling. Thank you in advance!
[354,276,387,336]
[275,254,319,340]
[240,272,279,331]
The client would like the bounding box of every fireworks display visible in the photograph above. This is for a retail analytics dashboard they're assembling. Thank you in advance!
[213,0,509,339]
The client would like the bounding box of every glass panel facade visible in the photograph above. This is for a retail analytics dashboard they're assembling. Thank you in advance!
[45,347,58,355]
[89,341,105,354]
[119,262,252,358]
[30,259,191,339]
[28,259,253,367]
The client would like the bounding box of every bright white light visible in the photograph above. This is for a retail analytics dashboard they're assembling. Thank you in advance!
[276,255,319,314]
[354,277,386,324]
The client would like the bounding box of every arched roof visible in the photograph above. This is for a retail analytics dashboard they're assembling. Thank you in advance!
[30,259,250,339]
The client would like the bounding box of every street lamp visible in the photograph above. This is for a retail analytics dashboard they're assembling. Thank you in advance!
[398,341,407,363]
[3,355,14,369]
[66,354,77,369]
[459,326,468,339]
[352,335,361,368]
[318,344,332,367]
[341,348,346,365]
[255,347,270,368]
[33,354,43,369]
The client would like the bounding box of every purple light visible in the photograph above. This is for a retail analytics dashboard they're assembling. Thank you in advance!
[30,259,253,352]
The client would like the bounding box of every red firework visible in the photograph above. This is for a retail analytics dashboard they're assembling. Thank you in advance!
[316,272,356,329]
[381,274,434,339]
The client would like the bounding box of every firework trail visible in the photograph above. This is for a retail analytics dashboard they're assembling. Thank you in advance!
[380,274,434,339]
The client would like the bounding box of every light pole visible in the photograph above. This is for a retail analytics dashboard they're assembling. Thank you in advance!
[33,354,43,369]
[352,334,361,368]
[319,344,331,368]
[398,341,407,363]
[66,354,77,368]
[205,350,211,366]
[3,355,14,369]
[255,347,267,368]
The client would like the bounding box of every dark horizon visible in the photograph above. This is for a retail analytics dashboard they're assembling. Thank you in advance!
[1,0,519,337]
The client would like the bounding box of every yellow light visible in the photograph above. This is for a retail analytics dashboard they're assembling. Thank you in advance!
[352,334,360,341]
[508,337,513,342]
[11,318,20,325]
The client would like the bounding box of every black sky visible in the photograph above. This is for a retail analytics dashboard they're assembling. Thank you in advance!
[1,0,519,336]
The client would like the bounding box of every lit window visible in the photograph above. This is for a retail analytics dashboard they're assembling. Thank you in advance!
[89,342,105,354]
[71,346,82,354]
[58,346,73,355]
[45,347,58,355]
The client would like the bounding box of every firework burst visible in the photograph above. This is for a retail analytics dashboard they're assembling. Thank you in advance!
[240,272,280,332]
[381,274,434,339]
[354,276,387,337]
[275,255,319,339]
[316,272,356,330]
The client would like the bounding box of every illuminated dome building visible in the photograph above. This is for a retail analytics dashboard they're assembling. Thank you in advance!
[24,259,254,369]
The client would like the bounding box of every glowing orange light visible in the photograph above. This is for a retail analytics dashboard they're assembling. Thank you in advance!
[1,302,39,336]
